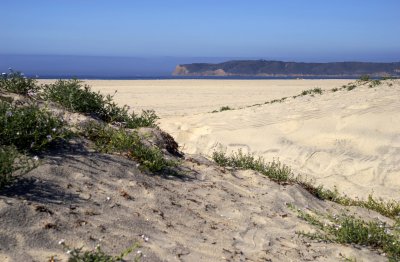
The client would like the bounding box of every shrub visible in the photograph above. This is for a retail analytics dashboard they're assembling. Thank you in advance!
[0,101,66,151]
[359,75,371,81]
[369,79,382,88]
[0,69,39,95]
[292,206,400,261]
[42,79,106,116]
[300,87,323,96]
[212,149,293,182]
[220,106,232,111]
[213,149,400,220]
[0,146,19,188]
[41,79,158,128]
[0,146,36,189]
[81,122,175,173]
[347,84,356,91]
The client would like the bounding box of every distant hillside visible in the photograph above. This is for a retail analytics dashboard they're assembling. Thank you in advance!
[173,60,400,77]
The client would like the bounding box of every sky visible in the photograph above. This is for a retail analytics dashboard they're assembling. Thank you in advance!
[1,0,400,76]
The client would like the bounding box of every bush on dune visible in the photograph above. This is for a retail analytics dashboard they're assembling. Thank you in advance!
[0,69,39,95]
[41,79,158,128]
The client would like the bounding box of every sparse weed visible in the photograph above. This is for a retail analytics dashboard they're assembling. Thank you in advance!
[291,206,400,261]
[0,69,39,95]
[300,87,323,96]
[369,80,382,88]
[59,240,141,262]
[213,149,400,220]
[331,87,339,92]
[347,84,356,91]
[359,75,371,82]
[212,149,293,182]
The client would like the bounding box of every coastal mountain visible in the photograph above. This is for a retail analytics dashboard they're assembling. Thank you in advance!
[173,60,400,77]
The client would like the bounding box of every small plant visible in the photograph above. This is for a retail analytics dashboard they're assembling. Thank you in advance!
[346,84,356,91]
[359,75,371,82]
[0,146,19,188]
[59,240,141,262]
[0,146,37,189]
[0,100,66,151]
[213,149,400,220]
[212,149,293,182]
[369,79,382,88]
[220,106,232,111]
[41,79,158,128]
[81,122,176,173]
[290,206,400,261]
[0,68,39,95]
[300,87,323,96]
[331,87,339,92]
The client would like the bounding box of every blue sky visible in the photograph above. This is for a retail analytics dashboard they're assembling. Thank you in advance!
[1,0,399,74]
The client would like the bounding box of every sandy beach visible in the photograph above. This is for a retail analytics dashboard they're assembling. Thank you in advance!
[62,79,400,201]
[1,78,397,261]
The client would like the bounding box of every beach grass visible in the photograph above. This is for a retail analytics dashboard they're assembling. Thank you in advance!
[288,204,400,261]
[213,149,400,220]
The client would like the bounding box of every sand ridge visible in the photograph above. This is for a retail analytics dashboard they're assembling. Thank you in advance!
[157,80,400,201]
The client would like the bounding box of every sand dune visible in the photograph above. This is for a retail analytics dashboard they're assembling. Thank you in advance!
[156,80,400,201]
[72,78,400,200]
[71,79,349,117]
[2,79,397,261]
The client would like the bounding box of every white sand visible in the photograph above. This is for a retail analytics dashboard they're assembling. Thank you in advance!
[41,79,400,200]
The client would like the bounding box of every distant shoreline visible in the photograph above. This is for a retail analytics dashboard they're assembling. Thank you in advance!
[35,75,365,80]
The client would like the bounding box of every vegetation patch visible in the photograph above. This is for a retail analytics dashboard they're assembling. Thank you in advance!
[288,204,400,261]
[0,146,36,189]
[41,79,158,128]
[0,69,39,95]
[212,105,233,113]
[57,240,141,262]
[213,149,292,183]
[300,87,323,96]
[213,150,400,220]
[0,100,66,151]
[81,121,176,173]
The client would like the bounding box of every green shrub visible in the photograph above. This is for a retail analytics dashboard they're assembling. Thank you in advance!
[82,122,175,173]
[359,75,371,81]
[347,84,356,91]
[292,206,400,261]
[0,146,36,189]
[213,149,400,220]
[0,146,19,188]
[41,79,158,128]
[369,79,382,88]
[300,87,323,96]
[0,101,66,151]
[212,149,293,182]
[220,106,232,111]
[0,69,39,95]
[42,79,106,116]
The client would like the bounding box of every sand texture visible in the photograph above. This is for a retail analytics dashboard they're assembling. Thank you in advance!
[155,80,400,201]
[2,79,395,261]
[0,144,387,262]
[73,79,399,201]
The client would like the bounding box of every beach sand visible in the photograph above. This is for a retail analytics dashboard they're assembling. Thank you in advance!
[66,79,400,201]
[2,79,397,261]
